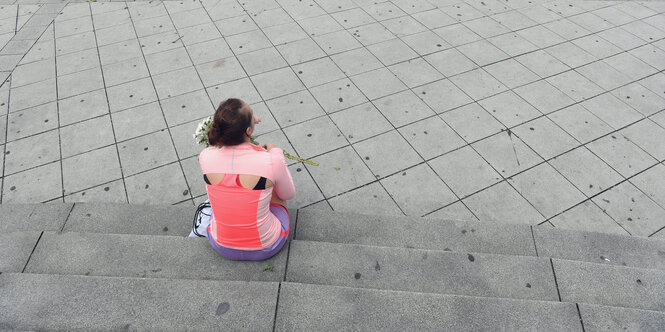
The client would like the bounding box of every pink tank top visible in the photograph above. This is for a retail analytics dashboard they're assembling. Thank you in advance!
[199,143,295,250]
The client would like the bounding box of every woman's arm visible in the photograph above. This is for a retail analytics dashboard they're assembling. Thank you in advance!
[268,146,296,200]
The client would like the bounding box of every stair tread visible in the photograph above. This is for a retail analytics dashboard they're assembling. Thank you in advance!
[0,204,72,233]
[0,273,662,331]
[64,202,194,236]
[286,240,558,301]
[0,231,41,273]
[578,303,665,331]
[534,226,665,270]
[0,273,277,331]
[23,231,286,282]
[295,208,537,256]
[554,259,665,312]
[275,282,582,331]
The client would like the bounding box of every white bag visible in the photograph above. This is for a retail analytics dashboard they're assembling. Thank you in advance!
[189,200,212,238]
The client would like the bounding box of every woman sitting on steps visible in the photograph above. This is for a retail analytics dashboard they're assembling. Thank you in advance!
[198,98,295,261]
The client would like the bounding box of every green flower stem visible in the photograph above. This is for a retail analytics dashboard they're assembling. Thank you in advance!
[284,152,319,166]
[250,138,319,166]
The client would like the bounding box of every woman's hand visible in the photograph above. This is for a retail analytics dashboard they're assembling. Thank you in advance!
[263,143,279,151]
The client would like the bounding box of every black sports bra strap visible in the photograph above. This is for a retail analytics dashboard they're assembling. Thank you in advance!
[253,176,267,190]
[204,174,267,190]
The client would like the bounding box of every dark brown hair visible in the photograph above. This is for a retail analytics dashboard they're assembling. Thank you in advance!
[208,98,253,147]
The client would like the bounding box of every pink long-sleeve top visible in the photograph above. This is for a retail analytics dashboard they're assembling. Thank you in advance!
[199,142,295,250]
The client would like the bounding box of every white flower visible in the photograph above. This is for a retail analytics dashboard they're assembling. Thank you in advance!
[193,116,213,147]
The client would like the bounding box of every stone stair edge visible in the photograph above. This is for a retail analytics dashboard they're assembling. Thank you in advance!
[1,202,662,244]
[297,205,662,241]
[279,280,665,312]
[11,229,664,271]
[0,202,658,239]
[2,270,662,314]
[0,271,651,312]
[2,272,662,331]
[288,238,665,271]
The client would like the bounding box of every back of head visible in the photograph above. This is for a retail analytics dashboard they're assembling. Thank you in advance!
[208,98,253,147]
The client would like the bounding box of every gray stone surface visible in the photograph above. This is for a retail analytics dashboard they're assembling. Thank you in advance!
[579,304,665,332]
[0,203,72,233]
[287,240,558,301]
[64,202,193,236]
[2,0,665,236]
[463,181,545,225]
[554,259,665,312]
[548,200,629,235]
[275,282,582,331]
[592,181,665,237]
[25,231,287,281]
[296,209,536,256]
[0,273,277,331]
[0,231,40,272]
[534,227,665,270]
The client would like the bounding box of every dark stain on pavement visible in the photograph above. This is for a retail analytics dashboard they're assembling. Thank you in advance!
[216,302,230,315]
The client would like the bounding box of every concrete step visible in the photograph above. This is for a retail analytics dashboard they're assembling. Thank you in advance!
[534,227,665,270]
[295,208,537,256]
[554,259,665,312]
[0,202,189,236]
[578,304,665,331]
[0,231,40,273]
[56,202,296,237]
[0,203,72,233]
[1,272,662,331]
[23,231,287,282]
[0,273,278,331]
[5,203,664,271]
[63,202,197,236]
[275,282,583,331]
[296,209,665,270]
[287,240,665,312]
[286,240,558,302]
[5,229,664,313]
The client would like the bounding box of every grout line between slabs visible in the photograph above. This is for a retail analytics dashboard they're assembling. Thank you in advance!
[58,201,75,232]
[20,230,43,273]
[52,18,65,203]
[88,1,130,203]
[576,303,587,332]
[550,258,563,302]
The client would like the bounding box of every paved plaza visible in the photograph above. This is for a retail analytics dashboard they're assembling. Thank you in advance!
[0,0,664,237]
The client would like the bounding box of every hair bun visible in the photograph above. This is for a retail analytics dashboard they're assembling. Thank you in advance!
[208,98,253,147]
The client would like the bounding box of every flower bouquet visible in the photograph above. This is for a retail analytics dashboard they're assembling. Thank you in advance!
[194,116,318,166]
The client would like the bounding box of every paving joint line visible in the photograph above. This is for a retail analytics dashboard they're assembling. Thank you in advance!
[549,258,563,302]
[58,201,76,232]
[530,225,540,256]
[271,282,282,332]
[88,1,130,204]
[52,18,66,203]
[20,230,43,273]
[0,65,12,204]
[576,303,586,332]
